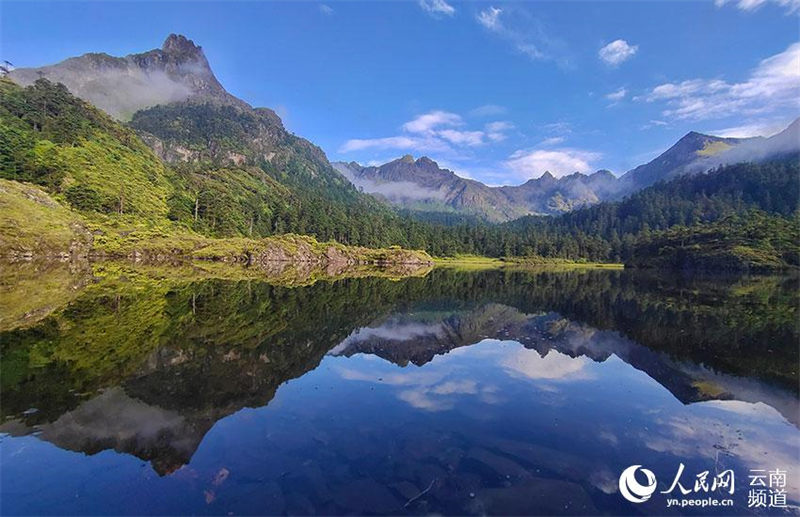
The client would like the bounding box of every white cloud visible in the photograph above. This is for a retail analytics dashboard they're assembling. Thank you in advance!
[486,120,513,132]
[340,110,513,154]
[598,39,638,66]
[470,104,507,117]
[710,119,794,138]
[418,0,456,17]
[438,129,485,146]
[340,135,449,153]
[715,0,800,12]
[431,380,478,395]
[501,349,594,381]
[505,148,601,179]
[477,6,503,30]
[476,6,568,64]
[643,42,800,121]
[640,119,669,130]
[319,4,334,15]
[539,136,565,146]
[605,87,627,101]
[540,121,573,135]
[486,120,514,141]
[402,110,462,133]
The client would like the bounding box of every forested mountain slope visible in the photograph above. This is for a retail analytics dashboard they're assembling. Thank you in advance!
[498,158,800,265]
[2,34,797,269]
[0,78,435,261]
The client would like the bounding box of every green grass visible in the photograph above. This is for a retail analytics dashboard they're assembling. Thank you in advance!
[434,253,623,270]
[0,178,92,256]
[433,254,507,269]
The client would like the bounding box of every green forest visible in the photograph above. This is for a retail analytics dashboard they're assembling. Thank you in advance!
[1,78,798,270]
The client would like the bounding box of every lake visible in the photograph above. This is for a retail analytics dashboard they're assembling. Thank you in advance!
[1,265,798,515]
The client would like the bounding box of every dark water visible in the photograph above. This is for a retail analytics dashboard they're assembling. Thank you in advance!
[1,266,798,515]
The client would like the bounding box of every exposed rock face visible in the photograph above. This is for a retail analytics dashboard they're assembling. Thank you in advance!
[9,34,246,119]
[8,33,342,181]
[334,157,621,222]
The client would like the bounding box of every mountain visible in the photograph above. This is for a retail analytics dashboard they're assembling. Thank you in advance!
[8,34,246,120]
[2,35,438,251]
[3,34,797,262]
[617,118,800,195]
[334,156,529,222]
[499,156,799,266]
[618,131,757,194]
[497,169,621,214]
[334,156,620,222]
[689,117,800,173]
[337,118,799,223]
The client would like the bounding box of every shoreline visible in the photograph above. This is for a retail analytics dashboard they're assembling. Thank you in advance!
[433,255,625,270]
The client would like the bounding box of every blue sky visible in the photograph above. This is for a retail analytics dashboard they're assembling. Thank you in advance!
[2,0,798,184]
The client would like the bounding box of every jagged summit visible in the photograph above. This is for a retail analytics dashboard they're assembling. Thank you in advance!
[521,171,560,185]
[8,33,245,119]
[162,33,202,56]
[333,155,621,222]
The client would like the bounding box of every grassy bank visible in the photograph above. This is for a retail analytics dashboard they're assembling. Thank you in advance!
[0,178,433,268]
[434,254,624,270]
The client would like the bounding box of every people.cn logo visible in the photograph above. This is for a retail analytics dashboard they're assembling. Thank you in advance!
[619,465,658,503]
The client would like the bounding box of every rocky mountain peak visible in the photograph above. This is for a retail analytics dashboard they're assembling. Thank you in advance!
[591,169,616,179]
[9,33,246,119]
[400,154,415,163]
[415,156,439,168]
[162,34,203,57]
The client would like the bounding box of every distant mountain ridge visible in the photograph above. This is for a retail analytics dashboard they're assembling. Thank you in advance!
[334,157,620,222]
[336,119,799,222]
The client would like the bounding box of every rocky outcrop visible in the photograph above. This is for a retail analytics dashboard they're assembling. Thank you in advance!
[9,34,247,119]
[190,234,434,268]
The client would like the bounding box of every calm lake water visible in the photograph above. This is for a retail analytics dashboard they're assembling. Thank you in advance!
[1,266,798,515]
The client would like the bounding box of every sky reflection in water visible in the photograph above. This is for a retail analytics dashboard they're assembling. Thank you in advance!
[1,268,798,515]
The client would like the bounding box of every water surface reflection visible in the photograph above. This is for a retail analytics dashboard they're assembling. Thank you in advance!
[1,267,798,515]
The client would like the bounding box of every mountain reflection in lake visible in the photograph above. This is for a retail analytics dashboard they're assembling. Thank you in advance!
[1,266,798,515]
